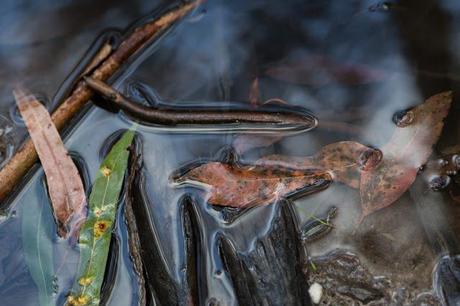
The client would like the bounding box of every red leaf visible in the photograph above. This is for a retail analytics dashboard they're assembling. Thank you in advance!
[14,88,87,238]
[359,91,452,221]
[172,158,332,208]
[257,141,382,189]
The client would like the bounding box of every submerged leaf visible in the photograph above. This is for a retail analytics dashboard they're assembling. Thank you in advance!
[249,77,260,106]
[22,190,55,306]
[257,141,382,189]
[266,53,386,86]
[14,88,86,238]
[67,129,134,306]
[172,153,332,208]
[359,91,452,220]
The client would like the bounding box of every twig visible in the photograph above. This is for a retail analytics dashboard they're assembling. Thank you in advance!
[84,76,318,131]
[0,1,202,202]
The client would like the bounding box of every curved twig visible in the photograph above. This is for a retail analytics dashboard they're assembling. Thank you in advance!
[84,77,318,132]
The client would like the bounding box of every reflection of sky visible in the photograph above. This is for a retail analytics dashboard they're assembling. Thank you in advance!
[0,0,459,305]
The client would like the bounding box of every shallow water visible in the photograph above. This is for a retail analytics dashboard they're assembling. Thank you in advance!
[1,0,460,305]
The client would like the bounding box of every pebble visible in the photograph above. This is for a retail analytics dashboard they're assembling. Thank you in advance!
[308,282,323,304]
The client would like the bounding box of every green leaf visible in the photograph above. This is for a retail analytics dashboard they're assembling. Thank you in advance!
[22,187,56,306]
[67,129,134,306]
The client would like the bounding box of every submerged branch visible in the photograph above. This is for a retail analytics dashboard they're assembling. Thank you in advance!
[0,1,202,202]
[84,76,318,132]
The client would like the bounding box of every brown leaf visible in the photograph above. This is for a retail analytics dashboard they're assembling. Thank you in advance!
[14,88,86,238]
[172,159,332,208]
[257,141,382,189]
[359,91,452,220]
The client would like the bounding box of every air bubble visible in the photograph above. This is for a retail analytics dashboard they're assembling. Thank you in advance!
[429,175,451,191]
[392,109,414,127]
[52,275,59,295]
[452,155,460,169]
[368,2,398,12]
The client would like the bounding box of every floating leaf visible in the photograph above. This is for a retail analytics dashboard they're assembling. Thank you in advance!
[22,189,55,306]
[172,150,332,208]
[14,88,86,238]
[257,141,382,189]
[67,129,134,306]
[359,91,452,220]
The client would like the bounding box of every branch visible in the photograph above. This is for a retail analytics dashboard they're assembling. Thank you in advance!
[0,1,202,202]
[84,76,318,131]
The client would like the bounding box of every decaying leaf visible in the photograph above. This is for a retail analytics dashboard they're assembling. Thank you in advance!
[257,141,382,189]
[68,129,134,306]
[266,53,386,86]
[359,91,452,220]
[172,152,332,208]
[14,88,86,238]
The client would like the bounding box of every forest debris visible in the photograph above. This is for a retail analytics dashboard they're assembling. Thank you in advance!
[359,91,452,221]
[258,141,382,189]
[84,76,317,131]
[175,91,451,218]
[124,149,146,306]
[172,153,332,208]
[172,141,380,208]
[14,88,86,238]
[67,129,134,306]
[0,0,202,202]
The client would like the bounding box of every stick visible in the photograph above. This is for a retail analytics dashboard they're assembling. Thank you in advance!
[0,1,202,202]
[84,77,318,131]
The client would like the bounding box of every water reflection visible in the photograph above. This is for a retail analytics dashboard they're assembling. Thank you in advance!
[0,0,460,305]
